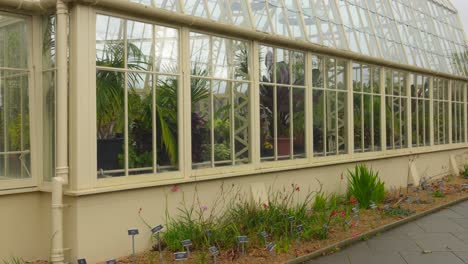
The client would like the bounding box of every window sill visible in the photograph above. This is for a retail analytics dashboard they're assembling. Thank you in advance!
[63,143,468,197]
[0,186,39,196]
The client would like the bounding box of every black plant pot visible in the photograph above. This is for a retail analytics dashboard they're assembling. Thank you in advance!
[97,138,124,171]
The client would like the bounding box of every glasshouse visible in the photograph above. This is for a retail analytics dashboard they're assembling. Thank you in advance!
[1,0,468,263]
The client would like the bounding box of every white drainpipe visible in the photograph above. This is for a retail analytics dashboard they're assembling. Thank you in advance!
[51,0,69,263]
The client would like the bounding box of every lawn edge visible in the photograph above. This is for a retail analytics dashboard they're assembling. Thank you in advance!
[284,194,468,264]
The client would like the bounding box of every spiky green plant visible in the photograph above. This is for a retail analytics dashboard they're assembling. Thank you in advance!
[2,257,24,264]
[347,164,385,209]
[463,164,468,179]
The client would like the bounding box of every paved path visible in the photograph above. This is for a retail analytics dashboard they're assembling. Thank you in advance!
[312,200,468,264]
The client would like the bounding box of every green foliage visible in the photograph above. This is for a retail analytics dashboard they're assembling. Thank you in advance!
[160,183,351,254]
[463,165,468,179]
[432,189,445,198]
[2,257,24,264]
[384,207,415,217]
[347,164,385,209]
[313,192,327,211]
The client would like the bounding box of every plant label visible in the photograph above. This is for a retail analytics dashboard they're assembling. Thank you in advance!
[296,224,304,233]
[127,229,139,236]
[106,260,117,264]
[462,184,468,189]
[151,224,163,234]
[209,246,219,256]
[181,239,192,247]
[384,204,390,211]
[288,216,295,222]
[77,259,87,264]
[323,224,329,230]
[353,214,360,220]
[405,198,412,204]
[237,235,248,243]
[345,219,351,226]
[352,207,359,214]
[174,252,188,260]
[266,242,276,252]
[260,231,268,239]
[205,229,212,237]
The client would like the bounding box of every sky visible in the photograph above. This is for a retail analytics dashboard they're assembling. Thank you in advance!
[452,0,468,40]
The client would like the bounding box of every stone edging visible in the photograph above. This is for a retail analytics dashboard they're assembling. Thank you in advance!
[284,195,468,264]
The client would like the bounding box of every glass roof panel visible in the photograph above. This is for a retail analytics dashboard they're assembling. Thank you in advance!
[123,0,468,77]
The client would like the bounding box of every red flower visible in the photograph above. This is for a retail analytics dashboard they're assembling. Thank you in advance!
[350,197,357,204]
[330,211,338,217]
[262,203,269,209]
[341,210,346,217]
[171,185,180,192]
[295,186,300,192]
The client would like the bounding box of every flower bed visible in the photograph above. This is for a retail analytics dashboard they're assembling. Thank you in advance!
[107,168,468,264]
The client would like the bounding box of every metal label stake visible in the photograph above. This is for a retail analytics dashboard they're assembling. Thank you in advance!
[174,252,188,264]
[127,228,139,264]
[296,224,304,245]
[237,235,248,256]
[77,259,87,264]
[260,231,268,246]
[209,246,219,264]
[288,216,295,237]
[181,239,192,257]
[151,224,164,264]
[266,242,276,256]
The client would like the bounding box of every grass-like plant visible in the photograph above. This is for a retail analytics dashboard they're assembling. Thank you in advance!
[347,164,385,209]
[158,182,351,255]
[2,257,24,264]
[463,164,468,179]
[432,189,445,198]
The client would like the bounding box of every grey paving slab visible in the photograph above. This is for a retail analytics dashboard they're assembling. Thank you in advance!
[450,204,468,217]
[347,252,407,264]
[367,238,421,252]
[312,251,350,264]
[429,208,464,218]
[450,218,468,229]
[451,230,468,244]
[453,251,468,263]
[408,232,468,251]
[414,216,466,232]
[400,251,466,264]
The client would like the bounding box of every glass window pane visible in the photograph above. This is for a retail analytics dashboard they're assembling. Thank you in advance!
[155,26,179,73]
[96,15,125,69]
[127,72,153,175]
[293,88,305,157]
[0,15,27,69]
[155,75,178,171]
[96,70,125,177]
[191,78,211,168]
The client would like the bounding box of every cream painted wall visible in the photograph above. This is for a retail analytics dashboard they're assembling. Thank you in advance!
[0,192,50,260]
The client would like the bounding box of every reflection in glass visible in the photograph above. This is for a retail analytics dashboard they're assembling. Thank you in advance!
[96,70,125,177]
[0,70,30,180]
